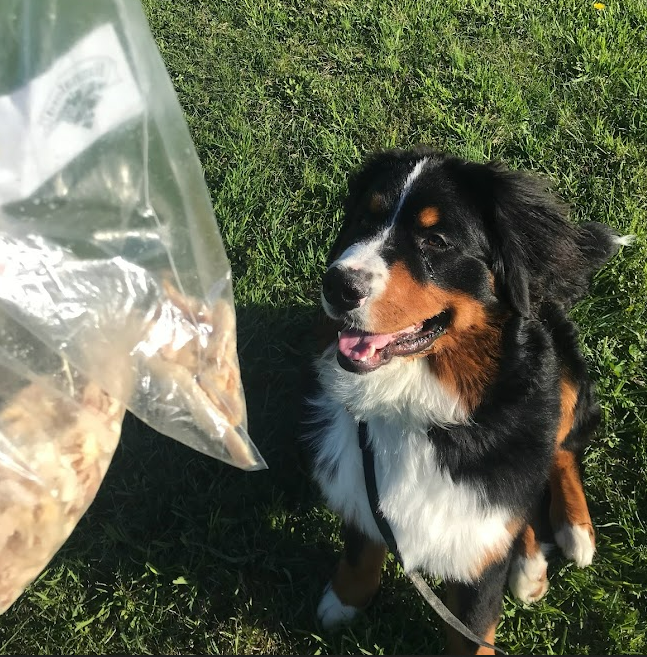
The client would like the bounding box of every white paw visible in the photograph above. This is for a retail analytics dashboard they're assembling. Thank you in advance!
[555,523,595,567]
[508,546,550,604]
[317,582,360,630]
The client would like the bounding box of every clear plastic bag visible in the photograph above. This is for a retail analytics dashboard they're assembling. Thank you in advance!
[0,0,265,612]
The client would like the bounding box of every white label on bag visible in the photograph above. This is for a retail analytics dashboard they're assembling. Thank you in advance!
[0,23,144,205]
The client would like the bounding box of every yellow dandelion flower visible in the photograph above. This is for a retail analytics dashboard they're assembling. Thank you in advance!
[593,2,605,9]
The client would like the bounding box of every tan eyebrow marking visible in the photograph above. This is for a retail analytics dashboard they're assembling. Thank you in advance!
[369,193,386,213]
[418,207,440,227]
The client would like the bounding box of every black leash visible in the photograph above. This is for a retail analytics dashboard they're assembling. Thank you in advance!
[358,421,507,655]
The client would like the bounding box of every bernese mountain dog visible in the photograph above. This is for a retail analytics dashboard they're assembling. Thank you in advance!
[303,147,629,654]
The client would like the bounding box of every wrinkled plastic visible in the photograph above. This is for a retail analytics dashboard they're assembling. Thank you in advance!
[0,0,265,612]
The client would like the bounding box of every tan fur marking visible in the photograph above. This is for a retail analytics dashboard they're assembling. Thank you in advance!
[445,584,497,655]
[550,448,594,536]
[549,374,594,538]
[469,543,509,580]
[469,518,522,579]
[418,206,440,227]
[557,376,578,446]
[331,541,386,609]
[369,261,501,412]
[369,192,386,214]
[487,270,496,293]
[429,300,502,412]
[369,261,491,334]
[476,623,497,656]
[368,261,452,333]
[518,522,542,559]
[506,517,525,539]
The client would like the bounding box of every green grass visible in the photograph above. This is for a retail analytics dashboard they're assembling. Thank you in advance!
[1,0,646,653]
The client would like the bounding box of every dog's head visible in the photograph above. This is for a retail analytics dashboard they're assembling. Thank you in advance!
[322,147,622,376]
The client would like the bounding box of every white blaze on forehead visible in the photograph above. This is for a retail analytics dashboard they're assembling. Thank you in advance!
[389,156,429,226]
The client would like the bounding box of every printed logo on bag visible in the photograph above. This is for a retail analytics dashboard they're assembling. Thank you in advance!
[0,23,144,205]
[39,56,119,133]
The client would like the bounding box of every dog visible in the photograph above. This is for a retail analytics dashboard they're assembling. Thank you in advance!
[303,147,629,654]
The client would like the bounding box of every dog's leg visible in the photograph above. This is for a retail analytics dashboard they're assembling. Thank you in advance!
[444,555,511,655]
[549,374,596,567]
[508,520,550,604]
[549,446,595,567]
[317,523,386,630]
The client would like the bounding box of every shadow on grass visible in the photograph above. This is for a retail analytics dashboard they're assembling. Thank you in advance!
[3,301,642,655]
[39,300,444,655]
[61,303,326,636]
[3,301,441,654]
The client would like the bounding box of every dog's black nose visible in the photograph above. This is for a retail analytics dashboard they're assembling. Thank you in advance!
[322,266,372,311]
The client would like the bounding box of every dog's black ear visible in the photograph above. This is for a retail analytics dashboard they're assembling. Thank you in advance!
[489,229,531,317]
[482,163,623,315]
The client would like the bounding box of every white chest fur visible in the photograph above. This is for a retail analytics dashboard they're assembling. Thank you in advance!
[309,350,514,583]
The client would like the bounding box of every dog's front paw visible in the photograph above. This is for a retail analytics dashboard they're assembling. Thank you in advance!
[317,582,361,630]
[555,523,595,567]
[508,546,550,604]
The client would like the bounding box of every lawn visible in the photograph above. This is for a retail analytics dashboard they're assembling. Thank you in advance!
[0,0,646,654]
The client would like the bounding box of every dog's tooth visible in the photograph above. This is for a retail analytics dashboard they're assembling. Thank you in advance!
[367,346,376,359]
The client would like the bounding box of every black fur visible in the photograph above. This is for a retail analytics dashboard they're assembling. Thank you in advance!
[426,315,559,511]
[446,556,513,653]
[483,164,620,315]
[341,522,373,569]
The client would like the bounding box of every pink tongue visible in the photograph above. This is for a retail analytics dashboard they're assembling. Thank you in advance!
[338,329,397,360]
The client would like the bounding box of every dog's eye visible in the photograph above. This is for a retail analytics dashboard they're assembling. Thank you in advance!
[423,234,448,249]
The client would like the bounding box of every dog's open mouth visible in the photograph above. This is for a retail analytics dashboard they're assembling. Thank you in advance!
[336,311,450,373]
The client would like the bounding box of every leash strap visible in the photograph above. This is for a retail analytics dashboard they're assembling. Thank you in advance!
[358,421,507,655]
